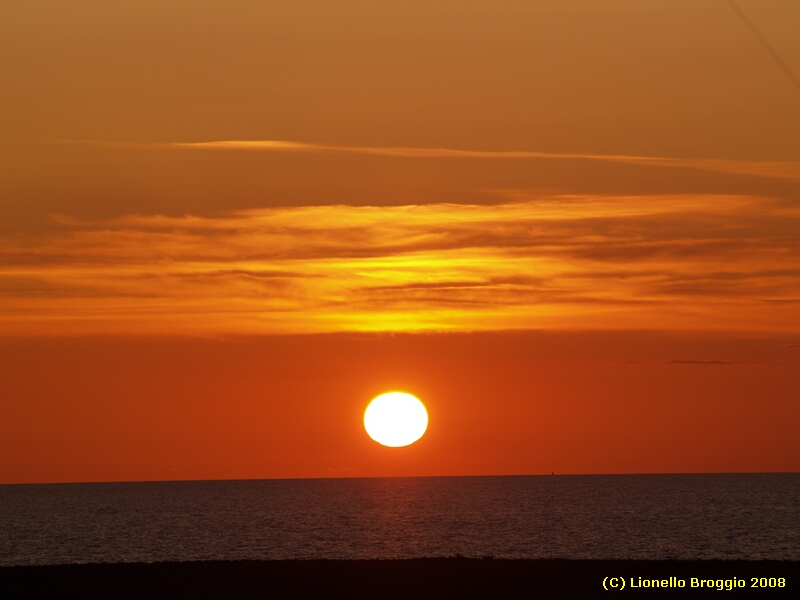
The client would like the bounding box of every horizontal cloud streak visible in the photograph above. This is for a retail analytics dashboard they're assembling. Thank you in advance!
[55,139,800,182]
[1,194,798,335]
[667,359,736,365]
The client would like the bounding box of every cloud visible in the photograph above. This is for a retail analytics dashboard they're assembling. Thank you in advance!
[1,194,798,335]
[54,139,800,182]
[667,360,736,365]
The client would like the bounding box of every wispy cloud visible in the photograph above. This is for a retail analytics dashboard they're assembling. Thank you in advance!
[667,359,736,365]
[54,139,800,182]
[1,194,798,335]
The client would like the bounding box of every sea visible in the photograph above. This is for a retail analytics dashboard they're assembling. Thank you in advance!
[1,474,798,566]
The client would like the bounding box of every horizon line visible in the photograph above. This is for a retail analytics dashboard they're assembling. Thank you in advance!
[4,471,797,486]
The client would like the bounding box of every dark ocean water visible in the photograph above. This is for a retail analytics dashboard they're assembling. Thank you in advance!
[1,474,798,565]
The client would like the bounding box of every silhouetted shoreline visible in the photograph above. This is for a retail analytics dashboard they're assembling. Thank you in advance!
[1,558,797,599]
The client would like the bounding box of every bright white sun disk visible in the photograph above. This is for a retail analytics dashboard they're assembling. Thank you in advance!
[364,392,428,447]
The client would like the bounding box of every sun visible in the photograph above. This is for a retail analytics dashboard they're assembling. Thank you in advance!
[364,392,428,447]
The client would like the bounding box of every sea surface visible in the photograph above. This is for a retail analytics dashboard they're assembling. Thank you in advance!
[1,474,798,565]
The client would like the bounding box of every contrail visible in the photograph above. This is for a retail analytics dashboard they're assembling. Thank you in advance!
[50,139,800,182]
[725,0,800,94]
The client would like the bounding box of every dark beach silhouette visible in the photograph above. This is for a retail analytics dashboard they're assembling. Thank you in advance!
[1,558,796,599]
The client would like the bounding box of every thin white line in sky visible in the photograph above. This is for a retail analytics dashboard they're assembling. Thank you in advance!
[49,139,800,182]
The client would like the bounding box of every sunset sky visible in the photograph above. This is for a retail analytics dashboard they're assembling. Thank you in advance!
[1,1,799,483]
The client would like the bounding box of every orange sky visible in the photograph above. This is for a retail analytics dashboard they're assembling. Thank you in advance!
[1,1,799,483]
